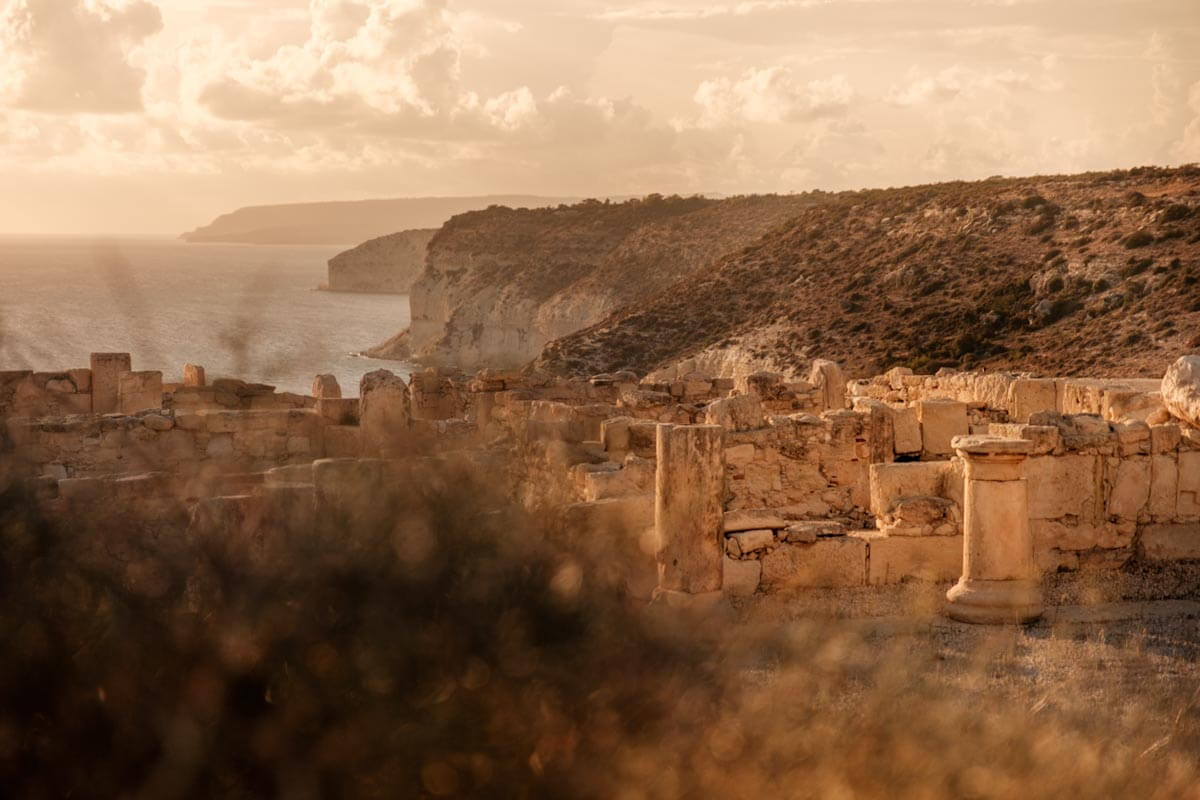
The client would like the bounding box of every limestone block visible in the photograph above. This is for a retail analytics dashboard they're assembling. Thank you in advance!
[1106,457,1150,519]
[917,399,969,458]
[1151,423,1182,454]
[601,416,633,455]
[566,493,655,536]
[183,364,206,388]
[317,397,359,425]
[1140,523,1200,561]
[90,352,132,414]
[881,495,960,536]
[809,359,847,411]
[359,370,411,458]
[1022,454,1097,521]
[866,534,963,585]
[759,537,866,589]
[324,425,362,458]
[1112,420,1150,456]
[656,425,725,594]
[704,394,764,432]
[1007,378,1057,422]
[118,371,163,414]
[312,373,341,399]
[725,443,755,466]
[723,509,787,532]
[1161,356,1200,428]
[1103,390,1164,423]
[782,520,844,542]
[1179,451,1200,517]
[1032,519,1135,551]
[627,421,660,458]
[141,412,174,432]
[722,556,761,597]
[1149,454,1179,518]
[725,529,775,558]
[66,368,91,392]
[988,423,1059,455]
[886,366,913,391]
[891,405,922,455]
[869,461,948,517]
[206,434,234,458]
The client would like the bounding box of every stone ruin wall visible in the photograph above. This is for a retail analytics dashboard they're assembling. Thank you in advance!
[3,350,1199,607]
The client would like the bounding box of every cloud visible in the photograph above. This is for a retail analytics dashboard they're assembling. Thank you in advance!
[1173,81,1200,162]
[886,63,1061,106]
[694,67,853,126]
[0,0,163,113]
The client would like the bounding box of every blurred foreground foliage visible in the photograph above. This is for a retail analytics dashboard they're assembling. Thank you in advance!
[1,465,1199,799]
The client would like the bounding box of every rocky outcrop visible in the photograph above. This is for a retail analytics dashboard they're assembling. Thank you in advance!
[537,166,1200,378]
[1162,355,1200,428]
[385,194,816,370]
[323,229,436,293]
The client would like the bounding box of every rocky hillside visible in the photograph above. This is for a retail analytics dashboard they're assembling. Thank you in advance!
[536,166,1200,379]
[323,229,436,293]
[181,195,577,245]
[373,194,819,369]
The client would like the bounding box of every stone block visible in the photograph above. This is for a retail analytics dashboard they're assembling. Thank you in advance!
[1031,519,1135,551]
[809,359,847,411]
[988,423,1059,455]
[869,461,948,518]
[704,394,764,432]
[359,370,410,458]
[324,425,362,458]
[891,405,922,455]
[1140,523,1200,561]
[917,399,969,458]
[866,534,963,585]
[725,529,775,557]
[722,556,761,597]
[1007,378,1058,422]
[90,352,131,414]
[1151,423,1182,454]
[1106,457,1150,519]
[1022,454,1098,521]
[67,368,91,392]
[759,537,866,589]
[1180,451,1200,517]
[723,509,787,532]
[312,373,341,399]
[1149,454,1179,518]
[183,364,206,388]
[118,371,163,414]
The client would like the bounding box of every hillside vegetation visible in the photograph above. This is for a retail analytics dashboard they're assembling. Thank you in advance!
[536,166,1200,378]
[392,193,820,369]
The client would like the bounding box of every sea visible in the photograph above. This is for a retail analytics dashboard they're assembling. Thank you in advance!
[0,236,414,395]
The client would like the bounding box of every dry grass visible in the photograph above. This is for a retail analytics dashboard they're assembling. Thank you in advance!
[2,458,1199,799]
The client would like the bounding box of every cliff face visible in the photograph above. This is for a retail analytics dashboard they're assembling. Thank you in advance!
[388,194,818,369]
[536,166,1200,379]
[324,229,437,293]
[181,195,578,245]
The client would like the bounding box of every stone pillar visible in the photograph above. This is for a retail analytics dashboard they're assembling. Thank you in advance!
[945,435,1043,624]
[809,359,847,411]
[359,370,411,457]
[90,352,131,414]
[118,370,163,414]
[312,373,341,399]
[654,423,725,603]
[183,364,206,388]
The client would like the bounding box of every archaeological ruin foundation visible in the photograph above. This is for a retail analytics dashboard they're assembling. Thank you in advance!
[2,352,1199,623]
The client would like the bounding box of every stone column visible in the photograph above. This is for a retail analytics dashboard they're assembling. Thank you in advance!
[90,352,131,414]
[654,423,725,604]
[945,435,1043,624]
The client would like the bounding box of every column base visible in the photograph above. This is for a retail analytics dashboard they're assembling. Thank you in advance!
[945,577,1044,625]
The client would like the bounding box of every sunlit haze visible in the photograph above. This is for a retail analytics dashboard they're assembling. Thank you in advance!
[1,0,1198,234]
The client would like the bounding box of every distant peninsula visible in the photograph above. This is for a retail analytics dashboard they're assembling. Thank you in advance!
[180,195,581,245]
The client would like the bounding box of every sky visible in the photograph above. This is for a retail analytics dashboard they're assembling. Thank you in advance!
[0,0,1199,235]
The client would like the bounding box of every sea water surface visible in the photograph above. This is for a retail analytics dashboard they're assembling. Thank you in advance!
[0,236,413,394]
